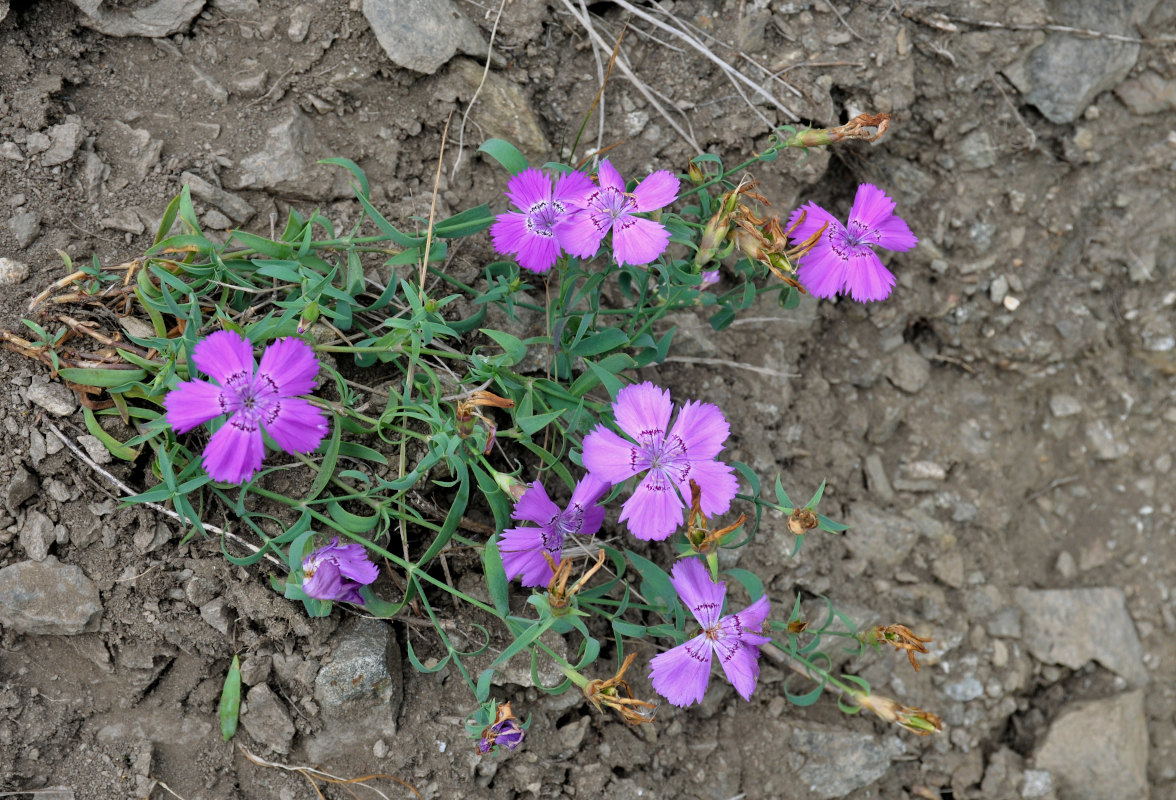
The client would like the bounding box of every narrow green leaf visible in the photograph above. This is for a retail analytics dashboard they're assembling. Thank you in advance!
[58,367,148,388]
[82,408,139,461]
[480,328,527,366]
[319,157,370,198]
[218,655,241,741]
[477,139,530,174]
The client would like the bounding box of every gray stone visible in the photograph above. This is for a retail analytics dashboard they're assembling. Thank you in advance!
[69,0,204,37]
[1003,0,1160,123]
[227,112,351,200]
[1048,393,1082,417]
[287,3,312,42]
[844,505,920,568]
[211,0,257,13]
[449,58,550,165]
[0,557,102,634]
[1116,70,1176,114]
[241,684,295,754]
[239,654,272,686]
[76,434,113,466]
[202,209,233,230]
[199,598,232,635]
[944,677,984,702]
[184,576,219,606]
[19,510,55,562]
[180,172,256,224]
[6,466,38,511]
[957,129,996,171]
[0,141,22,161]
[26,378,78,417]
[8,211,41,249]
[0,257,28,286]
[308,617,402,762]
[884,345,930,393]
[790,726,905,799]
[364,0,487,75]
[1034,690,1148,800]
[99,209,145,235]
[1016,587,1147,686]
[40,120,85,167]
[0,1,7,24]
[931,550,965,589]
[1022,769,1055,798]
[986,604,1023,639]
[981,747,1024,799]
[1085,419,1128,460]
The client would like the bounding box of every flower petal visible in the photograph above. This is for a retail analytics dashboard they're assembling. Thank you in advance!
[498,525,559,587]
[666,398,729,462]
[714,634,763,701]
[202,414,266,483]
[682,457,739,518]
[795,242,850,300]
[192,329,255,384]
[721,596,772,643]
[619,468,685,541]
[555,211,608,260]
[582,426,645,485]
[257,337,321,398]
[262,397,329,455]
[303,560,346,601]
[670,557,726,628]
[631,170,679,212]
[569,474,611,536]
[848,183,917,252]
[165,379,227,433]
[844,249,896,303]
[595,159,625,192]
[649,634,714,707]
[611,215,671,267]
[511,482,561,525]
[787,202,842,247]
[332,543,380,585]
[503,167,552,211]
[612,381,673,442]
[552,169,596,206]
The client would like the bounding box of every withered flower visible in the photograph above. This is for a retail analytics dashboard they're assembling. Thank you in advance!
[455,390,515,454]
[545,549,606,612]
[860,624,933,672]
[854,692,943,736]
[685,479,747,555]
[584,653,657,725]
[787,507,819,537]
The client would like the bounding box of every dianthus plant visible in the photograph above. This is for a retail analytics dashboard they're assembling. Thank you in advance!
[6,114,939,757]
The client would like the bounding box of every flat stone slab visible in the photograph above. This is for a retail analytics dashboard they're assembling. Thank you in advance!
[0,558,102,635]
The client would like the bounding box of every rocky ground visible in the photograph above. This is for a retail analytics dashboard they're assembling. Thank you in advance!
[1,0,1175,798]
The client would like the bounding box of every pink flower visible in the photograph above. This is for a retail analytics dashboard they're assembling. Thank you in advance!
[499,475,610,587]
[581,382,737,541]
[558,160,679,267]
[301,537,380,604]
[786,183,917,303]
[164,330,329,483]
[649,558,771,707]
[490,167,595,273]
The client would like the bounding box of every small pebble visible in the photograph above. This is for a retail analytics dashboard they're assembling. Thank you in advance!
[0,257,29,285]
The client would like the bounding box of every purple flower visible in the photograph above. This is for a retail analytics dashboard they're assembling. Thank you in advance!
[649,558,771,707]
[477,717,525,754]
[558,159,679,267]
[786,183,917,303]
[490,167,595,274]
[499,475,610,587]
[165,330,329,483]
[582,382,737,541]
[301,537,380,604]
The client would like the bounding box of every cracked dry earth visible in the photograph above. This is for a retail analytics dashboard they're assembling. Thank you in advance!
[1,0,1176,798]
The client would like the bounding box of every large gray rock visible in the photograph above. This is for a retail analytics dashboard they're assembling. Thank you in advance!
[227,112,351,200]
[363,0,487,75]
[241,684,295,754]
[0,558,102,635]
[19,509,56,562]
[308,617,402,762]
[790,726,906,799]
[69,0,203,37]
[449,58,550,165]
[1034,690,1149,800]
[1003,0,1161,123]
[1016,587,1147,686]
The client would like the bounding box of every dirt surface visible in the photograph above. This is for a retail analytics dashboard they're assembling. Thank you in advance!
[2,1,1176,798]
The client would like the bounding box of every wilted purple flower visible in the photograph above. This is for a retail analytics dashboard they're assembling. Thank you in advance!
[490,167,595,273]
[558,159,679,267]
[301,537,380,604]
[499,475,610,587]
[786,183,917,303]
[477,715,525,754]
[649,558,771,707]
[582,382,737,541]
[165,330,329,483]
